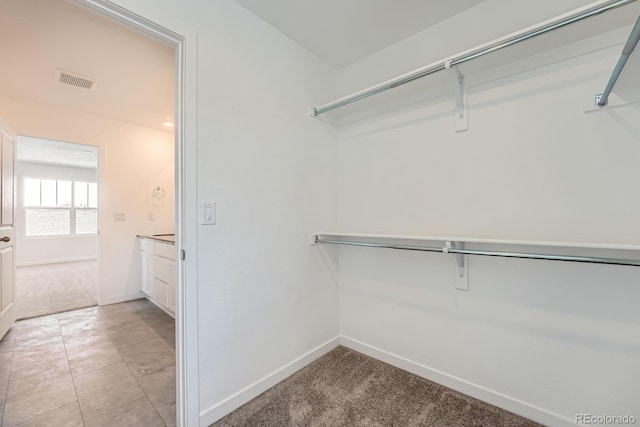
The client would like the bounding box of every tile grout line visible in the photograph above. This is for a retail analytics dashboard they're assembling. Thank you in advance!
[59,314,87,427]
[107,304,168,426]
[65,308,146,425]
[6,317,76,426]
[125,304,176,355]
[124,304,170,426]
[127,304,176,426]
[17,303,98,322]
[144,324,176,355]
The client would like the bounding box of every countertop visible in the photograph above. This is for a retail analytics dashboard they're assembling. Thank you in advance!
[137,234,175,245]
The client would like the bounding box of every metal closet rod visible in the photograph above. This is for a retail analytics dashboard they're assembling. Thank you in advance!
[314,237,640,267]
[312,0,637,116]
[597,14,640,106]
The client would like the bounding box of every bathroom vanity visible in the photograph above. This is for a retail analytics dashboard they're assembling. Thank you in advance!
[137,234,176,317]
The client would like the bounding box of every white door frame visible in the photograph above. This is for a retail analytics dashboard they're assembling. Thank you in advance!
[71,1,199,425]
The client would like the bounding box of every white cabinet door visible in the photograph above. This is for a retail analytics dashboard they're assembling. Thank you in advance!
[153,278,169,308]
[153,256,171,307]
[140,239,175,317]
[141,251,151,296]
[168,261,176,313]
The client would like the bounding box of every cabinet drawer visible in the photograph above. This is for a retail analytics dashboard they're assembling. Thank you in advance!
[141,252,151,295]
[154,256,172,284]
[154,242,175,260]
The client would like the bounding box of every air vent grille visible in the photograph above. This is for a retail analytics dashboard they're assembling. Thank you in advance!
[54,69,98,90]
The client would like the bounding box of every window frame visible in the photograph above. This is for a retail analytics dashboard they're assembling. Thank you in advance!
[23,176,98,238]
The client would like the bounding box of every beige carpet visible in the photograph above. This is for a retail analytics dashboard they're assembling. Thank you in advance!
[16,260,98,319]
[213,346,540,427]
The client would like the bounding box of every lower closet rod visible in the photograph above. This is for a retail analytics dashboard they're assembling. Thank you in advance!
[314,237,640,267]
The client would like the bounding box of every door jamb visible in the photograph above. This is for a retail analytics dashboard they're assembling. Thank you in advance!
[70,1,199,425]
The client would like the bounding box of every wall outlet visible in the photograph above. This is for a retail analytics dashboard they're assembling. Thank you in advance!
[147,212,155,221]
[114,211,126,221]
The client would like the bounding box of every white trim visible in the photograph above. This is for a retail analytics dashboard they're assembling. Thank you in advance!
[99,290,144,305]
[199,337,341,427]
[17,256,97,267]
[71,2,199,426]
[340,336,575,427]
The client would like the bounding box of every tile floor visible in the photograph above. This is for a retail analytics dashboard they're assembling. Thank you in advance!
[16,261,98,319]
[0,299,176,426]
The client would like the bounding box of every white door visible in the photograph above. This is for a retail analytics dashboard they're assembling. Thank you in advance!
[0,117,16,339]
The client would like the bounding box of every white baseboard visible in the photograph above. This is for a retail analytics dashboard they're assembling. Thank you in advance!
[197,335,575,427]
[99,291,144,306]
[340,336,574,427]
[199,336,341,427]
[17,256,97,267]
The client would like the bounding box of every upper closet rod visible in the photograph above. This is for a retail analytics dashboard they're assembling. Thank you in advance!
[314,236,640,267]
[596,14,640,106]
[312,0,637,117]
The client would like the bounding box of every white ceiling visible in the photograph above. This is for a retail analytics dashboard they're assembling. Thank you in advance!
[232,0,487,69]
[0,0,175,131]
[17,136,98,169]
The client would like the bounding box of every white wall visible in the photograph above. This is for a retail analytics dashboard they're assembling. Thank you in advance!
[335,1,640,426]
[16,161,98,266]
[19,1,634,426]
[105,0,340,424]
[0,96,175,304]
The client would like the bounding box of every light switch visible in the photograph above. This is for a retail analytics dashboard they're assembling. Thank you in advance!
[114,212,126,221]
[202,202,215,225]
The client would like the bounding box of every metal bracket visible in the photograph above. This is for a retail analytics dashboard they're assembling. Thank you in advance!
[445,61,468,132]
[594,94,606,108]
[446,241,469,291]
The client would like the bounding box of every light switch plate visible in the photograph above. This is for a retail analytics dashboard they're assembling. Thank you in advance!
[202,202,215,225]
[114,211,126,221]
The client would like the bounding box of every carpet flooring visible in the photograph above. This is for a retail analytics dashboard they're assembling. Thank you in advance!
[16,261,98,319]
[212,346,540,427]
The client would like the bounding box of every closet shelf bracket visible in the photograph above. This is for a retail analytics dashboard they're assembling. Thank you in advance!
[446,241,469,290]
[446,61,468,132]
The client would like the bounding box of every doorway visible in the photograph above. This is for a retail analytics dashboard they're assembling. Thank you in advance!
[0,0,192,424]
[15,136,99,319]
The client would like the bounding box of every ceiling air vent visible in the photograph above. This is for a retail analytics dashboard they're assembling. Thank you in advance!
[54,68,98,90]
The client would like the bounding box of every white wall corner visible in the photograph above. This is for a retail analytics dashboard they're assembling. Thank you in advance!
[339,336,575,427]
[199,336,341,427]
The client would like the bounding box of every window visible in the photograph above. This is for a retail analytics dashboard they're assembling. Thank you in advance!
[24,178,98,237]
[74,181,98,234]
